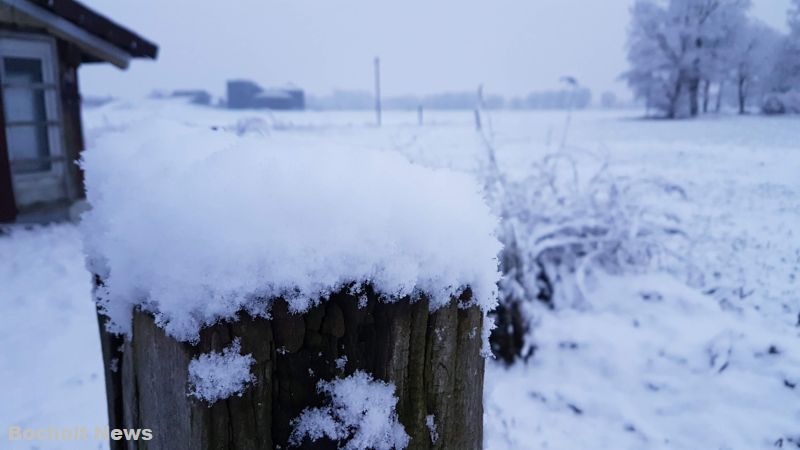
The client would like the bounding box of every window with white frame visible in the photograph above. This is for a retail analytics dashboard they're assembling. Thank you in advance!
[0,35,67,206]
[0,36,63,174]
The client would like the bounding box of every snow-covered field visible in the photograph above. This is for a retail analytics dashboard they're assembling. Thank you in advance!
[1,101,799,449]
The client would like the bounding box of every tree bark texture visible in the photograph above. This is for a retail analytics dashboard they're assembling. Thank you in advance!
[97,288,484,450]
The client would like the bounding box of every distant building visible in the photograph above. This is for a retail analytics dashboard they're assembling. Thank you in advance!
[82,95,115,108]
[171,89,211,106]
[226,80,304,110]
[0,0,157,223]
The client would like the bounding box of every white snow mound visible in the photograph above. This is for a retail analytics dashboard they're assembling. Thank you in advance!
[81,118,500,341]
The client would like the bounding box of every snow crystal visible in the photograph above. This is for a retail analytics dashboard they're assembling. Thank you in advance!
[425,415,438,444]
[81,118,500,341]
[335,356,348,371]
[289,371,409,450]
[187,339,255,403]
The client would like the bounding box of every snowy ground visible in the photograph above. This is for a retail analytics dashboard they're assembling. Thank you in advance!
[1,101,799,449]
[0,225,105,450]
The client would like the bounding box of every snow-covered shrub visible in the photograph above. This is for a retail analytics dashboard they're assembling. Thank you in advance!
[487,149,690,361]
[81,119,500,342]
[762,90,800,115]
[289,371,409,450]
[187,339,255,404]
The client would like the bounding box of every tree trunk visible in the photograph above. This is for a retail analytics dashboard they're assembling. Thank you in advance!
[702,79,711,114]
[738,76,748,115]
[689,77,700,117]
[715,81,725,113]
[690,39,703,117]
[667,80,683,119]
[97,287,485,450]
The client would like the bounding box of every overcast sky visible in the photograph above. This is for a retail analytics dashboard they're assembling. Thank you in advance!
[78,0,792,100]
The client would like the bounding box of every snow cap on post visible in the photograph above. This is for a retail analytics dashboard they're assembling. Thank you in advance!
[81,118,501,342]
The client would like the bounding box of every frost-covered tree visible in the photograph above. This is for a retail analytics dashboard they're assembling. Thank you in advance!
[772,0,800,92]
[623,1,688,118]
[694,0,750,111]
[681,0,750,115]
[623,0,750,118]
[758,0,800,114]
[729,20,781,113]
[790,0,800,77]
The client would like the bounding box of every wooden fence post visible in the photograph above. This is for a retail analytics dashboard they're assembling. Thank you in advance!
[97,286,484,450]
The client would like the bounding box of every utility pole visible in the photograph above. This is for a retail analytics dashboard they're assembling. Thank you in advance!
[374,57,382,127]
[559,76,578,150]
[474,84,484,131]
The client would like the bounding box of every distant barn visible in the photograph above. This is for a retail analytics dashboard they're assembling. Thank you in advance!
[0,0,157,223]
[226,79,305,110]
[169,89,211,106]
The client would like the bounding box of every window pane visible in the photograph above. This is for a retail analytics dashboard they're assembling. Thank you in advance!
[6,124,51,173]
[3,87,47,123]
[3,57,51,173]
[3,58,47,122]
[4,57,43,84]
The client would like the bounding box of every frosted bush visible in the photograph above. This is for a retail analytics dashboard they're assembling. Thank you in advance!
[187,339,255,404]
[81,118,501,342]
[486,148,690,361]
[762,90,800,115]
[289,371,409,450]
